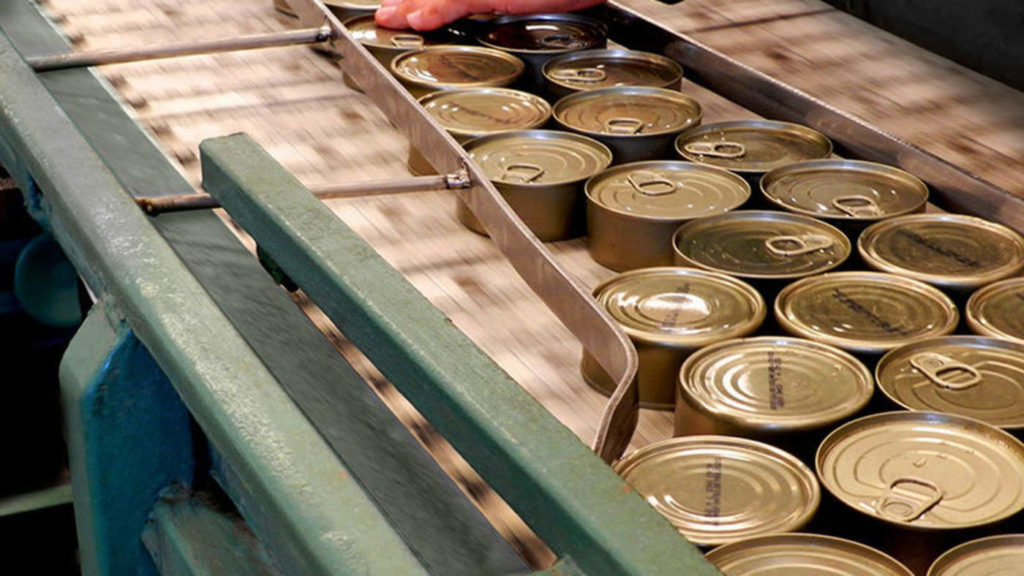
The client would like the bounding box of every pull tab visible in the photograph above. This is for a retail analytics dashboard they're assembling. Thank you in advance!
[390,34,425,49]
[550,67,607,83]
[500,163,545,184]
[764,234,835,257]
[876,477,943,522]
[831,195,881,217]
[683,141,747,159]
[627,171,676,196]
[909,353,982,390]
[540,34,575,49]
[605,117,644,135]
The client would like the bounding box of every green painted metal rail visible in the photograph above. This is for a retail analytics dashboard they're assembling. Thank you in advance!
[202,133,719,576]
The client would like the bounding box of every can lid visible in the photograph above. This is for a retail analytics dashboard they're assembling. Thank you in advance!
[585,161,749,221]
[775,272,958,354]
[673,210,851,280]
[676,121,832,174]
[817,411,1024,529]
[466,130,612,187]
[706,533,914,576]
[681,337,873,432]
[928,535,1024,576]
[614,436,819,547]
[593,267,764,347]
[967,277,1024,344]
[876,336,1024,430]
[553,87,702,137]
[543,49,683,92]
[761,160,928,221]
[419,88,551,138]
[391,46,524,90]
[477,14,605,54]
[345,15,451,51]
[859,214,1024,291]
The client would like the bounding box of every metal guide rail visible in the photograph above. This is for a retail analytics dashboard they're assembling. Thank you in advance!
[3,0,1024,575]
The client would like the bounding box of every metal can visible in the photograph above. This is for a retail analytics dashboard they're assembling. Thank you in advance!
[343,15,456,91]
[390,46,524,99]
[876,336,1024,432]
[476,13,606,90]
[586,161,749,272]
[677,336,873,463]
[581,267,765,408]
[408,88,552,175]
[461,130,611,241]
[706,533,914,576]
[675,120,832,187]
[966,277,1024,344]
[775,271,959,356]
[928,535,1024,576]
[542,49,683,101]
[859,213,1024,295]
[553,87,703,164]
[672,210,851,286]
[761,160,929,229]
[613,436,820,547]
[817,411,1024,574]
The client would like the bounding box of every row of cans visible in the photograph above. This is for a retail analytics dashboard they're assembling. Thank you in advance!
[282,4,1024,572]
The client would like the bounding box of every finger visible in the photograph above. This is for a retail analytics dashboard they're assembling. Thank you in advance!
[377,0,498,30]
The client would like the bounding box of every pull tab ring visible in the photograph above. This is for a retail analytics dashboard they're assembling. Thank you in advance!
[550,67,607,83]
[876,477,943,522]
[391,34,425,49]
[683,141,747,159]
[831,195,881,217]
[500,163,545,184]
[909,353,982,390]
[605,117,644,135]
[627,171,676,196]
[764,234,835,257]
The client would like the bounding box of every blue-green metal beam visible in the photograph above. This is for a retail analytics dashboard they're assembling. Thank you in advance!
[201,133,720,576]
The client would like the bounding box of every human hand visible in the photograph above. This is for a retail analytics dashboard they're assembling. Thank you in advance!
[375,0,606,31]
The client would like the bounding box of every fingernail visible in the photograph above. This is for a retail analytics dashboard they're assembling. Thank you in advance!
[375,6,396,21]
[406,9,425,29]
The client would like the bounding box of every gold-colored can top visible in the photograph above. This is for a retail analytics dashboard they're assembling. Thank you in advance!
[817,411,1024,530]
[672,210,850,280]
[775,272,958,354]
[477,14,606,54]
[554,87,702,137]
[594,268,764,347]
[967,277,1024,344]
[465,130,612,186]
[586,161,749,220]
[391,46,524,91]
[928,535,1024,576]
[418,88,551,139]
[761,160,929,221]
[859,214,1024,291]
[543,49,683,92]
[614,436,819,547]
[706,533,914,576]
[681,337,873,432]
[344,15,451,51]
[876,336,1024,430]
[675,120,832,174]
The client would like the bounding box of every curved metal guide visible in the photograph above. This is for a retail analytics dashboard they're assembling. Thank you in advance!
[285,0,640,461]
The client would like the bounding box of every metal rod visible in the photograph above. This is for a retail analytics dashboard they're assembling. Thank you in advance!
[138,174,456,215]
[27,27,332,72]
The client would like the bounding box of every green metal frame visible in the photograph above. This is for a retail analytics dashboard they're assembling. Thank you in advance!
[202,134,716,576]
